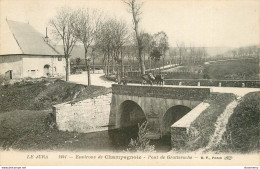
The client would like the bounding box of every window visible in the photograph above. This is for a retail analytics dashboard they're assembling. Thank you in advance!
[58,56,62,61]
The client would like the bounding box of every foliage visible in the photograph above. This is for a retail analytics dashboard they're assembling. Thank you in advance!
[126,121,156,153]
[76,57,81,66]
[150,48,162,63]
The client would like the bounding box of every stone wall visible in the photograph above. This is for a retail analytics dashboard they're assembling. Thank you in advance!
[165,79,260,88]
[53,93,112,133]
[171,102,210,149]
[112,84,211,101]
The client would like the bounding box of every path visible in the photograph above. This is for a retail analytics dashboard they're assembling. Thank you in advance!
[69,72,115,88]
[146,64,179,72]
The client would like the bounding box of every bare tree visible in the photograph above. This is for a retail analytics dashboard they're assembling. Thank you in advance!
[123,0,146,75]
[96,18,129,82]
[72,8,102,85]
[50,7,77,81]
[176,41,187,65]
[169,48,178,65]
[96,19,115,77]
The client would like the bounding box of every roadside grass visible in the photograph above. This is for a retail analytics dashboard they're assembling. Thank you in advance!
[183,93,236,151]
[0,79,111,112]
[217,91,260,153]
[0,110,114,151]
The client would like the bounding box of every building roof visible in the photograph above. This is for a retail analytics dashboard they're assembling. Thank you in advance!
[56,45,86,59]
[0,20,62,56]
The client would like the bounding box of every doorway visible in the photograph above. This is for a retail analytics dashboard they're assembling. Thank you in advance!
[44,64,50,76]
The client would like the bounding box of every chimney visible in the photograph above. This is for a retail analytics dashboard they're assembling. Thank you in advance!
[45,27,48,38]
[44,27,49,43]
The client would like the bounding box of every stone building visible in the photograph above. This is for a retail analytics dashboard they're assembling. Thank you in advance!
[0,19,66,79]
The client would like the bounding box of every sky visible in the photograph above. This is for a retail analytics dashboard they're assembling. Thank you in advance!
[0,0,259,47]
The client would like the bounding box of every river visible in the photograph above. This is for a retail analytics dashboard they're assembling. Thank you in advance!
[75,125,171,152]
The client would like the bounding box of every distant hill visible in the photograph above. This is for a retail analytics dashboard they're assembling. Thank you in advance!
[169,46,235,57]
[205,47,235,56]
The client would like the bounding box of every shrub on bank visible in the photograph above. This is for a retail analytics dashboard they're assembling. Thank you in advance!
[126,121,155,153]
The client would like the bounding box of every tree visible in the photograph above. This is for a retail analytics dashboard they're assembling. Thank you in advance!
[96,18,129,80]
[95,19,114,77]
[140,32,153,69]
[123,0,146,75]
[150,48,162,70]
[169,48,178,65]
[50,7,77,81]
[72,8,101,85]
[153,31,169,68]
[176,41,187,65]
[109,18,129,83]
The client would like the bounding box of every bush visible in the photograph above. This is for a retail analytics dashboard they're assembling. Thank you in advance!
[126,121,155,153]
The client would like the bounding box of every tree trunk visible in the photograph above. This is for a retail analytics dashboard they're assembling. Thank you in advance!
[117,63,120,84]
[139,47,145,75]
[84,49,91,86]
[112,52,115,74]
[65,57,69,81]
[93,56,95,73]
[87,62,91,86]
[121,48,124,77]
[163,54,165,69]
[149,53,151,70]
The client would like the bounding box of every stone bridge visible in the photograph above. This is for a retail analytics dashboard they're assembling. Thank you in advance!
[109,84,211,139]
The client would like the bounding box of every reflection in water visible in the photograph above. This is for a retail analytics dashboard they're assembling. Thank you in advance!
[81,125,171,152]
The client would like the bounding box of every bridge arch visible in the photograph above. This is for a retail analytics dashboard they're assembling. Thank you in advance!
[161,105,191,136]
[118,100,147,128]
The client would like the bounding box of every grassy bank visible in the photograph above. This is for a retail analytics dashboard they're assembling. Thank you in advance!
[0,79,113,151]
[183,93,236,151]
[217,92,260,153]
[0,110,114,151]
[205,59,259,80]
[0,79,111,112]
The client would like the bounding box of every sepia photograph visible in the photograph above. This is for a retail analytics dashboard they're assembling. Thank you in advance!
[0,0,259,167]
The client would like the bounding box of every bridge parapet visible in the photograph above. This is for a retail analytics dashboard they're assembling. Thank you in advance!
[112,84,211,101]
